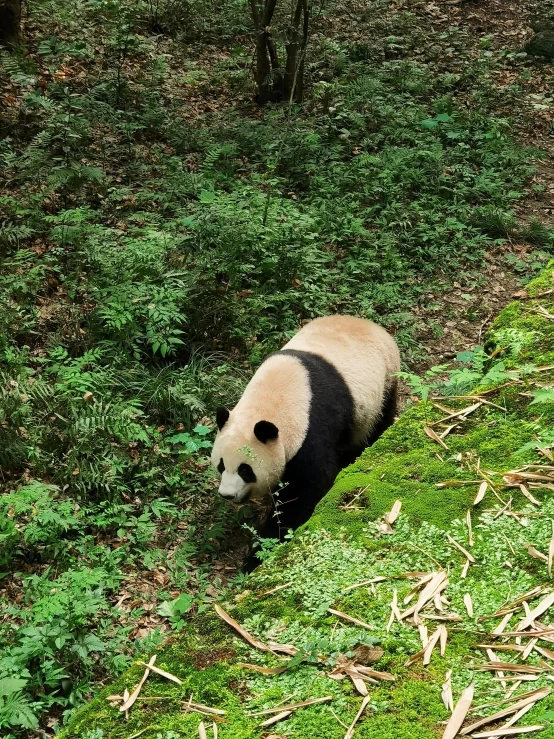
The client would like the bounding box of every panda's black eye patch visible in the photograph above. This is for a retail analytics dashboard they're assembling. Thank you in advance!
[238,463,256,484]
[217,458,225,474]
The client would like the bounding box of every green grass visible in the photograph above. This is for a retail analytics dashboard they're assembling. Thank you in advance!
[1,0,554,734]
[59,264,554,739]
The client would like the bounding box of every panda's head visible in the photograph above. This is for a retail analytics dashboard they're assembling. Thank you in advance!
[211,406,285,503]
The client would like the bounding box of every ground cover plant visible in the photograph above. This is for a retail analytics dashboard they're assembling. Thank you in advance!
[2,0,554,735]
[59,264,554,738]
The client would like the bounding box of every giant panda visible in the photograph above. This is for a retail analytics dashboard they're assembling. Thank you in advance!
[211,316,400,538]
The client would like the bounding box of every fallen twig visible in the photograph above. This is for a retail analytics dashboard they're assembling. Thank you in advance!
[472,662,548,675]
[470,727,544,737]
[447,533,476,563]
[250,696,333,716]
[517,591,554,631]
[436,480,483,488]
[459,687,550,735]
[548,520,554,577]
[215,603,298,655]
[135,661,182,685]
[259,710,293,727]
[181,699,226,716]
[258,582,292,598]
[236,663,287,675]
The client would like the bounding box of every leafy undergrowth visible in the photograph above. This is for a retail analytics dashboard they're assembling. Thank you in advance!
[3,0,554,735]
[59,266,554,738]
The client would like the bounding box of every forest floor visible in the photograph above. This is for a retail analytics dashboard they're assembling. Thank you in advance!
[150,0,554,377]
[404,0,554,375]
[3,0,554,736]
[192,0,554,561]
[61,248,554,739]
[370,0,554,378]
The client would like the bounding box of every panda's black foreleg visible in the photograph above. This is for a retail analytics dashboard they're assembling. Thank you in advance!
[256,461,336,538]
[242,456,347,572]
[241,494,298,573]
[257,483,315,540]
[242,472,336,572]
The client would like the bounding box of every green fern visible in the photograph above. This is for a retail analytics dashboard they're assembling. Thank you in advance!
[0,224,34,248]
[0,679,37,731]
[0,53,36,87]
[200,144,237,175]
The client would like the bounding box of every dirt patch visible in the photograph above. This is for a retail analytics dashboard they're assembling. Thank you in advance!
[339,487,371,511]
[409,246,529,377]
[191,647,237,670]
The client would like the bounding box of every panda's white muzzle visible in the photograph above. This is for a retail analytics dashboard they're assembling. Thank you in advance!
[218,470,251,503]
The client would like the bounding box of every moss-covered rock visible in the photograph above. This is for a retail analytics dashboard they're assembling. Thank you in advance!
[62,263,554,739]
[525,30,554,59]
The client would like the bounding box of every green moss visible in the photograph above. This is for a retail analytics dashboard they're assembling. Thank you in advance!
[525,262,554,296]
[355,714,438,738]
[62,262,554,739]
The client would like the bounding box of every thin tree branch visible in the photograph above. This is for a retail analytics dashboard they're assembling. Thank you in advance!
[261,0,279,27]
[301,0,309,48]
[267,37,280,68]
[249,0,261,27]
[293,0,302,26]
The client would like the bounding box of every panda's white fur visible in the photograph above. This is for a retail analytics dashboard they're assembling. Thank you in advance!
[284,316,399,445]
[214,352,309,501]
[211,316,400,509]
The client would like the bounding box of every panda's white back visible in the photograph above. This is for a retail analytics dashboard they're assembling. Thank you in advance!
[282,315,400,444]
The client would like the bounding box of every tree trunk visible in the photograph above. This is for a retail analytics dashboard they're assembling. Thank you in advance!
[250,0,284,105]
[251,0,270,92]
[250,0,309,105]
[0,0,21,48]
[284,0,308,102]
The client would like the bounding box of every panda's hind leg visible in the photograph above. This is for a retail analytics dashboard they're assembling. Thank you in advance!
[340,380,398,468]
[368,379,398,446]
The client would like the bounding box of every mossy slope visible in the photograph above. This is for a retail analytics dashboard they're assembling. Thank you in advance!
[63,263,554,739]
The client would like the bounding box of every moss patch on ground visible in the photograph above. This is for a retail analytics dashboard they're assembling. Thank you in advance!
[62,263,554,739]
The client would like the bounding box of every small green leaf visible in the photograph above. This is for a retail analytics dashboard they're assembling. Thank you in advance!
[420,118,438,130]
[157,600,175,618]
[0,677,28,697]
[456,350,475,363]
[530,387,554,405]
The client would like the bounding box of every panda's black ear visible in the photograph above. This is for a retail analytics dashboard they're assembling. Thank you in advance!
[216,406,230,430]
[254,420,279,443]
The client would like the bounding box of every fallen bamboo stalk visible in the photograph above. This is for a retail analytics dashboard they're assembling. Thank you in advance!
[250,696,333,716]
[344,696,370,739]
[328,608,373,631]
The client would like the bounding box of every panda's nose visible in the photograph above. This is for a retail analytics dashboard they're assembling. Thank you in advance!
[218,480,239,500]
